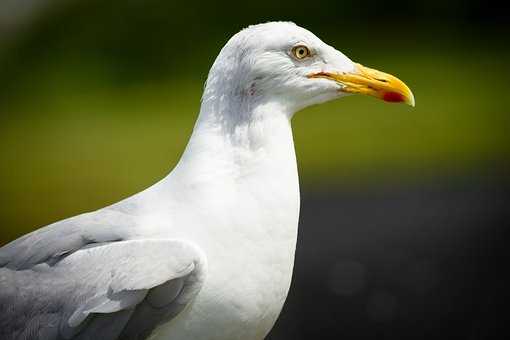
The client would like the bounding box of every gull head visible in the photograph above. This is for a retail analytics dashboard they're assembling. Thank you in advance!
[203,22,414,115]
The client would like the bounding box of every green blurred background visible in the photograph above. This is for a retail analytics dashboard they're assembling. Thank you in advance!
[1,1,509,338]
[1,0,508,241]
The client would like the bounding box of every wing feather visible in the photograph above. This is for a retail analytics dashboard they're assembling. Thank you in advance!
[1,225,206,340]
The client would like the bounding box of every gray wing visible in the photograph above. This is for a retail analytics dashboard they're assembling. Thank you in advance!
[0,213,206,340]
[0,209,135,270]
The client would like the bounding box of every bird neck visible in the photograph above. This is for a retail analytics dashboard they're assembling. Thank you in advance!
[172,96,298,187]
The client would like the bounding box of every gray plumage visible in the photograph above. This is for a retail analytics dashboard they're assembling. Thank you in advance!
[0,208,205,340]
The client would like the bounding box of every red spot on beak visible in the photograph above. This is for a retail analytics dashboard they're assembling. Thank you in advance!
[382,91,405,103]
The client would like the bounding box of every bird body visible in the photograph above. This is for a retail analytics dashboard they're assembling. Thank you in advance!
[131,101,300,339]
[0,22,413,339]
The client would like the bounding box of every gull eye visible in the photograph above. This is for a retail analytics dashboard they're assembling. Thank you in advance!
[292,45,311,60]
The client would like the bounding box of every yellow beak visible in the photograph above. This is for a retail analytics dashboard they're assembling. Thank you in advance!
[309,63,415,107]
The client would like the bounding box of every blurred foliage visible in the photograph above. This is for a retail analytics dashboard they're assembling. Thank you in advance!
[0,0,509,242]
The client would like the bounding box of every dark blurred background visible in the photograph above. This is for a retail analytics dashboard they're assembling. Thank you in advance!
[1,0,509,339]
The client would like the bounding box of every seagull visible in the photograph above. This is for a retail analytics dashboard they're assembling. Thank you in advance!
[0,22,414,340]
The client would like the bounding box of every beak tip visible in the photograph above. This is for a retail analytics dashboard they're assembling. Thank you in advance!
[407,93,416,107]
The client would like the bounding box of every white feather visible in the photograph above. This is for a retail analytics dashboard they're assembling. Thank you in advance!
[1,21,357,340]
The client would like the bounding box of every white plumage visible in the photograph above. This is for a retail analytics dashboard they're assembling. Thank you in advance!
[0,22,413,340]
